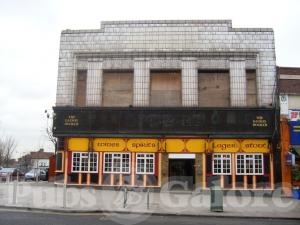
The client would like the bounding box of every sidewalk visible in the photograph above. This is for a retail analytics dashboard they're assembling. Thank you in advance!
[0,182,299,219]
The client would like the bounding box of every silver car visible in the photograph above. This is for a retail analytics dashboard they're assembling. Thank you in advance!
[25,169,47,181]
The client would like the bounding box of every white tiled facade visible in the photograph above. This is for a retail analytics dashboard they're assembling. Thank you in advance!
[181,58,198,106]
[56,20,276,107]
[86,60,103,106]
[133,59,150,106]
[229,60,247,107]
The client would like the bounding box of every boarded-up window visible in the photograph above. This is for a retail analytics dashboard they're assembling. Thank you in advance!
[102,71,133,106]
[55,152,64,172]
[246,70,257,107]
[150,71,181,107]
[75,70,87,106]
[198,70,230,107]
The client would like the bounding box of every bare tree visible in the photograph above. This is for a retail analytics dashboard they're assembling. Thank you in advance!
[0,135,17,167]
[0,123,3,166]
[45,109,57,150]
[0,139,3,166]
[18,154,32,171]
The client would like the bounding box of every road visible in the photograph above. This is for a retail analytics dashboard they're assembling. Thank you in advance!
[0,209,299,225]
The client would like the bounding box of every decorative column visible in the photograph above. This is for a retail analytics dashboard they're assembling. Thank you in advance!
[256,52,277,107]
[56,58,75,106]
[133,59,150,106]
[181,58,198,106]
[230,59,247,107]
[86,60,103,106]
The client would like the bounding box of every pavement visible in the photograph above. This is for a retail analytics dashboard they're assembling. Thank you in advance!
[0,182,299,220]
[1,209,299,225]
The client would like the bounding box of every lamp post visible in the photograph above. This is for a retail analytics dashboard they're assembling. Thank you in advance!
[35,160,39,182]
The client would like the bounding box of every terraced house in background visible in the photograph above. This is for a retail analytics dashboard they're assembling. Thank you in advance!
[53,20,279,190]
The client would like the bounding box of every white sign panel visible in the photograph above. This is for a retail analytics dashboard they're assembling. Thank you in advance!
[168,154,196,159]
[280,95,289,115]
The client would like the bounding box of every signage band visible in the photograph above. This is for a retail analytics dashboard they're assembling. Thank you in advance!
[67,138,270,153]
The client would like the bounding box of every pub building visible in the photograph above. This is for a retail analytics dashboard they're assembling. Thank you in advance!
[53,20,280,190]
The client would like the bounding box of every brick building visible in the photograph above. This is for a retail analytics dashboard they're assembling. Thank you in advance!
[53,20,279,190]
[279,67,300,195]
[18,149,54,171]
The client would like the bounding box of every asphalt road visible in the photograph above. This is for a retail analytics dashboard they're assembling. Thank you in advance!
[0,209,299,225]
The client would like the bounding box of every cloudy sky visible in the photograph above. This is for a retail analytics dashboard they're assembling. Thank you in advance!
[0,0,299,158]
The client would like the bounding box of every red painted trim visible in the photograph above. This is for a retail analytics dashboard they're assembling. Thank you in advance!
[48,155,56,182]
[154,153,158,176]
[68,151,72,175]
[64,138,68,151]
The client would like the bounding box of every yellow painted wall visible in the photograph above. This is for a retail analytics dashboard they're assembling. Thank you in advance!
[241,139,269,153]
[127,139,159,152]
[211,139,240,153]
[93,138,126,152]
[68,138,89,151]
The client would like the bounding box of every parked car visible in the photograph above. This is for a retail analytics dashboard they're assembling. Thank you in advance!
[25,169,47,181]
[0,168,24,181]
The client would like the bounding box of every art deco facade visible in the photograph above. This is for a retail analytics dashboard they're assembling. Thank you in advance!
[53,20,278,190]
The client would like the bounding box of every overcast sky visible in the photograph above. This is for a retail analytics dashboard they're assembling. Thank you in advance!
[0,0,299,158]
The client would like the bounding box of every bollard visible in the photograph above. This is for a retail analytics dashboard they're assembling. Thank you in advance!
[123,188,127,208]
[63,184,67,208]
[12,180,17,205]
[147,189,150,209]
[210,186,223,212]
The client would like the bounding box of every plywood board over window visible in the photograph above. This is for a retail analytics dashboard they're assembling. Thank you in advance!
[150,70,181,107]
[198,70,230,107]
[102,71,133,107]
[76,70,87,106]
[246,70,257,107]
